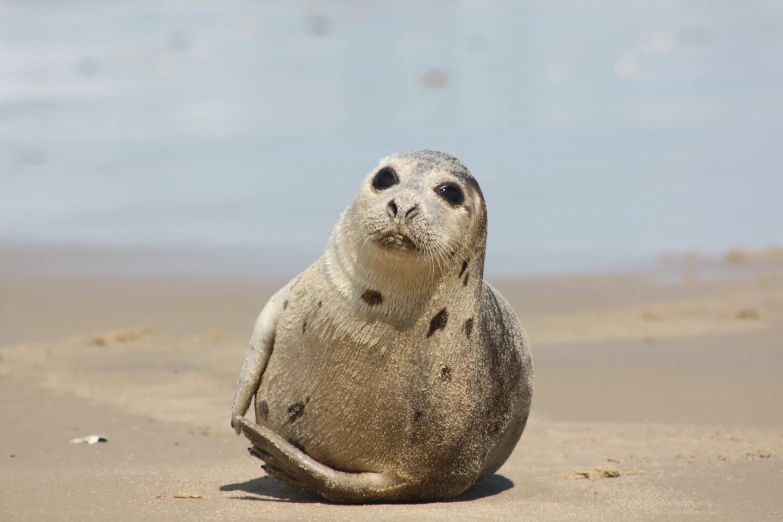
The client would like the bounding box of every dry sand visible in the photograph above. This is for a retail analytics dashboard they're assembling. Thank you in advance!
[1,251,782,521]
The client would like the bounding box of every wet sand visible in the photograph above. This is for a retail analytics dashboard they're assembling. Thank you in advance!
[1,252,782,521]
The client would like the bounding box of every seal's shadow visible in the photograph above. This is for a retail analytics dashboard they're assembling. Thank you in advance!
[220,473,513,504]
[220,476,317,503]
[453,474,514,502]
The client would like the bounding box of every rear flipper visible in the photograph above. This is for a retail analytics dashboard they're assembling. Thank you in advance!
[236,417,406,504]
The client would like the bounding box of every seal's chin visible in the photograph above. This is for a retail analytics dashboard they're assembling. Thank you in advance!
[375,232,418,251]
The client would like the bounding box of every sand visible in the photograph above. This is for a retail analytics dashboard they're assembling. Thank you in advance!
[1,251,782,521]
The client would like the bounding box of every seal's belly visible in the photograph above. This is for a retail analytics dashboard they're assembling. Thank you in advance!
[254,308,474,474]
[255,323,418,472]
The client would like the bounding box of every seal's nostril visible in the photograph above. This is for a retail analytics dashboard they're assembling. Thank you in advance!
[405,205,419,219]
[387,200,398,217]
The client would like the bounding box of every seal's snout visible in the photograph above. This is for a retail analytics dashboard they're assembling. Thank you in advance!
[386,199,420,224]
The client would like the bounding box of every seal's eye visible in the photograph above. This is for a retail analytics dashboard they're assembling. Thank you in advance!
[435,183,464,205]
[371,167,398,190]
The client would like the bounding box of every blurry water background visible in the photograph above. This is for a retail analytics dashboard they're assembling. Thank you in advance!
[1,0,782,277]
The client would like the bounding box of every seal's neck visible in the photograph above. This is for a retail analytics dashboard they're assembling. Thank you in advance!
[323,218,448,327]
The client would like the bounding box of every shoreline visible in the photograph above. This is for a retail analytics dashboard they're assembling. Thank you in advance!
[2,240,782,281]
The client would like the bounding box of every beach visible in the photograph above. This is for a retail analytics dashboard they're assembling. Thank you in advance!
[1,247,781,521]
[3,0,783,519]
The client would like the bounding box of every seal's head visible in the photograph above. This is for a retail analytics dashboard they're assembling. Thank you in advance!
[345,150,486,270]
[326,150,488,315]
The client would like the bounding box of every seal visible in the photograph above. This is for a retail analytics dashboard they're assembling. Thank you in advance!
[231,150,533,503]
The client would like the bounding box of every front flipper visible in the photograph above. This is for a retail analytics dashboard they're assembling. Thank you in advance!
[236,417,406,504]
[231,280,297,434]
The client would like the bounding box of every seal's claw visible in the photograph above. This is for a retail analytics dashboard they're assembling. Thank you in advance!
[262,463,311,495]
[248,445,274,463]
[237,418,289,467]
[262,463,296,483]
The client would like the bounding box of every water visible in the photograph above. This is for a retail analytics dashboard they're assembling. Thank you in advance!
[1,0,782,277]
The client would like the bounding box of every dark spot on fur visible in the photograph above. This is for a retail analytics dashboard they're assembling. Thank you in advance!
[284,396,310,425]
[450,250,457,257]
[459,260,469,277]
[440,365,452,382]
[288,438,307,455]
[464,317,474,338]
[257,399,269,421]
[410,408,427,444]
[489,422,501,435]
[360,289,384,306]
[318,301,322,308]
[283,300,288,310]
[286,402,306,424]
[427,308,448,337]
[463,273,469,286]
[302,320,307,333]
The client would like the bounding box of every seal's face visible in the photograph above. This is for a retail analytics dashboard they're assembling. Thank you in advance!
[350,150,485,266]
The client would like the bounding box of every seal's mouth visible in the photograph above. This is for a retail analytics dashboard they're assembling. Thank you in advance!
[376,231,418,251]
